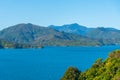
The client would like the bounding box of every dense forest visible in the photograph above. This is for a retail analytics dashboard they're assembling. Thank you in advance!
[61,50,120,80]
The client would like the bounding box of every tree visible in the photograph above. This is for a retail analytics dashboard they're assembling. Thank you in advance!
[61,67,80,80]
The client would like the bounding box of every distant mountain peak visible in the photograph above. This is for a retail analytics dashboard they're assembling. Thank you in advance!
[4,23,46,32]
[14,23,37,27]
[49,23,88,35]
[63,23,80,26]
[96,27,118,31]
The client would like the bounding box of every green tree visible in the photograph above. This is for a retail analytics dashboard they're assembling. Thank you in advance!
[61,67,80,80]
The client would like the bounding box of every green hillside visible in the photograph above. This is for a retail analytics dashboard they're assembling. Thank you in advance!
[1,23,120,46]
[0,39,37,48]
[50,24,120,45]
[61,50,120,80]
[0,23,100,46]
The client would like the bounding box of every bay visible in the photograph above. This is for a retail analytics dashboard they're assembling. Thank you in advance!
[0,46,120,80]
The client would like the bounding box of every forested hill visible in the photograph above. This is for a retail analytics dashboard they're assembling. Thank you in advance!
[0,23,100,46]
[61,50,120,80]
[1,23,120,46]
[50,23,120,45]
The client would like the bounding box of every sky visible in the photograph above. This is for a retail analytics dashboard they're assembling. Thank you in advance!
[0,0,120,30]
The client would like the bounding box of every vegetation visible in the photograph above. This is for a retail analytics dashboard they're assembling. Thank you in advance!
[61,50,120,80]
[0,39,42,49]
[61,67,80,80]
[0,23,101,46]
[1,23,120,46]
[50,23,120,45]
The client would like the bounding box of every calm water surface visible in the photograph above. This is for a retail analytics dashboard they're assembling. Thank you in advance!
[0,46,120,80]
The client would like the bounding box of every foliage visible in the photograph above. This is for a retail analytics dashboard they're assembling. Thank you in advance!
[61,50,120,80]
[61,67,80,80]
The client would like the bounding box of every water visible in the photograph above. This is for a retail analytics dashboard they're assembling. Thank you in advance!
[0,46,120,80]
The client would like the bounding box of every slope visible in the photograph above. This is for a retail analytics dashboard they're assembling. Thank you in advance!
[61,50,120,80]
[0,23,100,46]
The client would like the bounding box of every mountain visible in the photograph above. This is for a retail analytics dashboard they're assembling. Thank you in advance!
[61,50,120,80]
[86,27,120,39]
[49,23,91,35]
[0,23,100,46]
[1,23,120,46]
[50,23,120,45]
[86,27,120,45]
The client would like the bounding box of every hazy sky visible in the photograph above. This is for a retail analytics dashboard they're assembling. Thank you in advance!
[0,0,120,30]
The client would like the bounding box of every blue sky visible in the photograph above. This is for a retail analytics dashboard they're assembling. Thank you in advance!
[0,0,120,29]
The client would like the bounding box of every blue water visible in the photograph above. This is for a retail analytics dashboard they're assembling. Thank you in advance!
[0,46,120,80]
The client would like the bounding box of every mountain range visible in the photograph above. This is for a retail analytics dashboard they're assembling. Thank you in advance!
[49,23,90,35]
[0,23,120,47]
[0,23,100,46]
[50,23,120,45]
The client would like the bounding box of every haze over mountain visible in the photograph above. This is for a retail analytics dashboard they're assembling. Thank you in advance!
[1,0,120,30]
[0,23,100,46]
